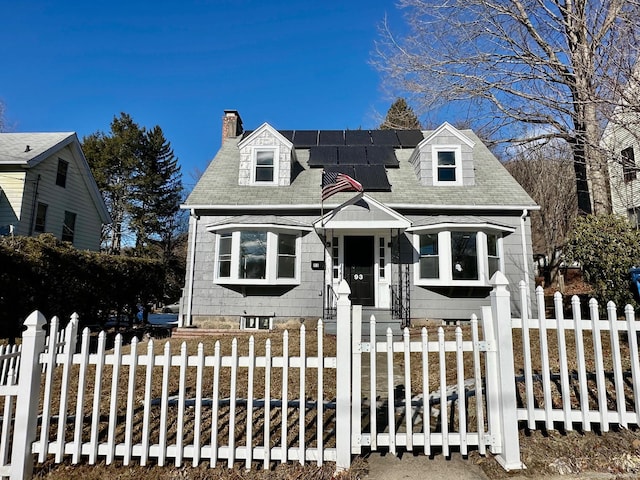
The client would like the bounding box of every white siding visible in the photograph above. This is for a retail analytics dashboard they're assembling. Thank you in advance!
[26,146,102,250]
[0,171,27,234]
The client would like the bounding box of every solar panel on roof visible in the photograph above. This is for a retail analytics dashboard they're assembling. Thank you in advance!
[366,146,399,167]
[308,146,338,167]
[371,130,400,146]
[278,130,295,142]
[292,130,318,147]
[338,146,367,164]
[345,130,372,145]
[323,165,391,191]
[318,130,345,145]
[396,130,424,147]
[354,165,392,190]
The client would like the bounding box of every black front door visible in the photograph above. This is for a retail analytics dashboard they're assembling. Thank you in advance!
[344,236,375,306]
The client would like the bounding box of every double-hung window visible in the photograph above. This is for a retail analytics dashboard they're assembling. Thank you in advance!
[34,203,47,233]
[56,159,69,188]
[413,227,507,286]
[622,146,636,182]
[62,211,76,243]
[214,229,302,284]
[252,147,278,184]
[432,146,462,185]
[419,233,439,279]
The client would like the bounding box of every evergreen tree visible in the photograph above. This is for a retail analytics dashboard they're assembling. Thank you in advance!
[83,113,143,254]
[380,98,422,130]
[131,126,183,254]
[83,113,183,257]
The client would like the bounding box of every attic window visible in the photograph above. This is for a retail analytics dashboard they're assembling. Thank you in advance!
[251,147,279,185]
[432,146,462,185]
[56,159,69,188]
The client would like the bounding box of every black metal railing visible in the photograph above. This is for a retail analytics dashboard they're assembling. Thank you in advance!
[323,284,338,321]
[391,264,411,328]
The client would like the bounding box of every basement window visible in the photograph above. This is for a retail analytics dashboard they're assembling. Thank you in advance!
[240,316,272,330]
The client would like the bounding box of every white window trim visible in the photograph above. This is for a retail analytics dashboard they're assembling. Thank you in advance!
[250,146,280,185]
[240,316,273,330]
[213,229,301,285]
[413,229,504,287]
[432,145,463,186]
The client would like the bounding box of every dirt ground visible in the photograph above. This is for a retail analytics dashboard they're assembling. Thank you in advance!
[32,270,640,480]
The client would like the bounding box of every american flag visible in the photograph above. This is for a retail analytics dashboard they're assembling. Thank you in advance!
[321,170,363,201]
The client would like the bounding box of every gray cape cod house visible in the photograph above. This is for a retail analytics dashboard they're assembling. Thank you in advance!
[179,111,537,330]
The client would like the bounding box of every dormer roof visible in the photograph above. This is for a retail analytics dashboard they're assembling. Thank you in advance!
[184,120,537,211]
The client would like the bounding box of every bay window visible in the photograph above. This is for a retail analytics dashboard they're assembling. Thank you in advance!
[414,229,505,286]
[215,229,301,284]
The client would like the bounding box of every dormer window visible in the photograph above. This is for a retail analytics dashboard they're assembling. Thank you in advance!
[252,147,279,185]
[433,146,462,185]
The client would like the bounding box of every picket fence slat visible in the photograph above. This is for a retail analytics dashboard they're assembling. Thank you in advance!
[6,278,640,479]
[625,305,640,427]
[608,302,627,428]
[421,327,430,457]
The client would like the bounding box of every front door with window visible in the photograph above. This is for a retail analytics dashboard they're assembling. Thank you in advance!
[344,236,375,306]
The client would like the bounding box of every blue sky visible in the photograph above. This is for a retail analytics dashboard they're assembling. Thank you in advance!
[1,1,405,189]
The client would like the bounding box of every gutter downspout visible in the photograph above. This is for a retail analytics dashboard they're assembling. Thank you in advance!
[520,209,532,317]
[183,209,198,328]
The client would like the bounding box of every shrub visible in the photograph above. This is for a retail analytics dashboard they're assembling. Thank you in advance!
[564,214,640,309]
[0,235,164,339]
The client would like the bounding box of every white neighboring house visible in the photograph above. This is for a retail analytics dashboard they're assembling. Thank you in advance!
[602,75,640,222]
[0,132,110,250]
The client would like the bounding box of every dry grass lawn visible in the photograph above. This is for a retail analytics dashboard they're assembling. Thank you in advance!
[29,313,640,479]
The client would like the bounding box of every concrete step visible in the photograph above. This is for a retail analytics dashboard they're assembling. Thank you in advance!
[323,309,402,340]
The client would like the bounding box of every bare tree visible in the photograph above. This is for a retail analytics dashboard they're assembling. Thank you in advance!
[374,0,640,214]
[505,143,578,284]
[0,101,6,133]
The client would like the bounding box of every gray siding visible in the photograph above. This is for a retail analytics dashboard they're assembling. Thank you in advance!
[188,214,325,322]
[186,211,534,324]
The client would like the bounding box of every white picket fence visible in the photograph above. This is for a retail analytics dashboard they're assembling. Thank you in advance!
[512,280,640,431]
[1,272,640,478]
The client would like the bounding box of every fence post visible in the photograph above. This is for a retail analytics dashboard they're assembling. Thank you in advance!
[486,272,524,471]
[335,279,352,472]
[11,311,47,480]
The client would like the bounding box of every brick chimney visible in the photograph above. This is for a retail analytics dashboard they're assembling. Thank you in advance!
[221,110,243,142]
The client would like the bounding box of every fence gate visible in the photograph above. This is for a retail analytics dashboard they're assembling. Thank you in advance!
[333,274,523,471]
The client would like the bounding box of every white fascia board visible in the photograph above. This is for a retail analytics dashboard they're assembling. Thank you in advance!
[237,122,293,150]
[418,122,476,149]
[407,222,516,233]
[206,222,313,233]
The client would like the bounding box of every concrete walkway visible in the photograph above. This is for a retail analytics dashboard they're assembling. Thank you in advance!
[365,452,490,480]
